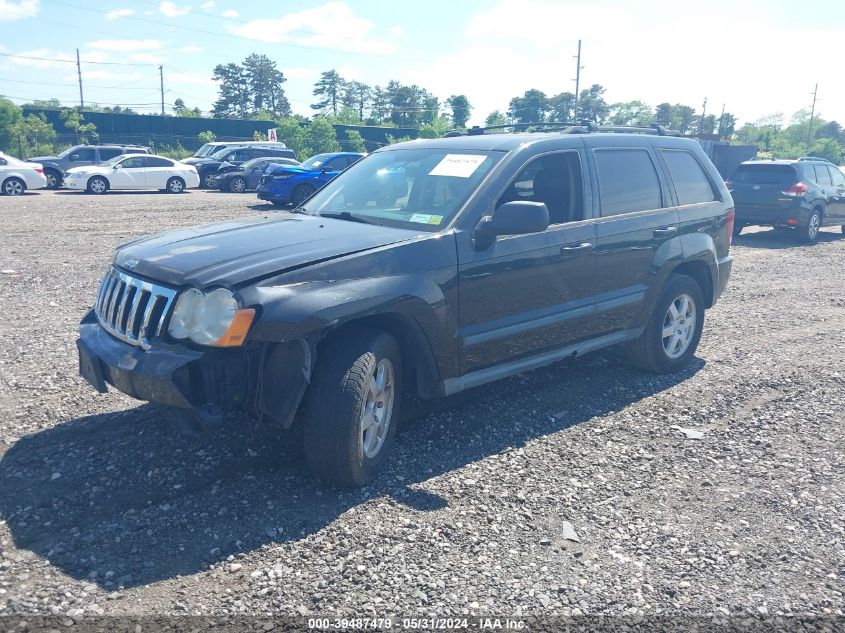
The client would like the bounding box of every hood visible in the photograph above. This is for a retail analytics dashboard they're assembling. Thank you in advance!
[182,156,206,165]
[67,165,110,175]
[185,157,221,167]
[265,163,314,176]
[27,155,59,163]
[113,213,422,288]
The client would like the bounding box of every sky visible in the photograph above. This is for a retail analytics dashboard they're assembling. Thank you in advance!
[1,0,845,128]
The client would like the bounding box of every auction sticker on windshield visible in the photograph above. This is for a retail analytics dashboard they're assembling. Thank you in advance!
[429,154,487,178]
[409,213,444,225]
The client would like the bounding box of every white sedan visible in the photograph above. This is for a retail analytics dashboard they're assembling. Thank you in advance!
[0,151,48,195]
[64,153,200,194]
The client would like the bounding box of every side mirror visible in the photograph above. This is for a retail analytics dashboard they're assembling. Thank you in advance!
[473,201,549,249]
[320,166,334,173]
[69,154,80,161]
[113,164,122,169]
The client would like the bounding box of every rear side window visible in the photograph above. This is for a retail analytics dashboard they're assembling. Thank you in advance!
[144,157,174,167]
[813,164,832,185]
[730,164,798,185]
[98,148,122,160]
[594,148,663,216]
[830,166,845,188]
[660,150,716,205]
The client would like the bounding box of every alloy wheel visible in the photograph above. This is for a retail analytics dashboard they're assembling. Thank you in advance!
[3,179,23,196]
[661,293,696,359]
[359,358,395,459]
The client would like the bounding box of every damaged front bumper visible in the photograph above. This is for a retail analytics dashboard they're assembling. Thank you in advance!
[76,309,311,428]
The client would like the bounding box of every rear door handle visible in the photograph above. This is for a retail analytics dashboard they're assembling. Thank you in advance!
[653,226,678,237]
[560,242,593,254]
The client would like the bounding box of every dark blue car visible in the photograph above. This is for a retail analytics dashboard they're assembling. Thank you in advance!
[256,152,365,207]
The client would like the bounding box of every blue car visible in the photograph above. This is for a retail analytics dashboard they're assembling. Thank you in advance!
[257,152,365,207]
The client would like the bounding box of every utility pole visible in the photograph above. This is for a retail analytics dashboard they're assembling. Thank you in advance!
[159,65,165,115]
[573,39,583,121]
[718,103,726,138]
[807,82,818,149]
[76,48,84,109]
[699,97,707,135]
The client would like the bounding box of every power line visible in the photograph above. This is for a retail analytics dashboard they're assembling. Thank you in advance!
[0,51,156,67]
[0,77,160,89]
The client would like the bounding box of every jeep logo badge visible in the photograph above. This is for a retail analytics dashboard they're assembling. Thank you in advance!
[125,257,139,269]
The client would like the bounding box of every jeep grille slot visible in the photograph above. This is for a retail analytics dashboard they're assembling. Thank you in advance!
[94,268,178,350]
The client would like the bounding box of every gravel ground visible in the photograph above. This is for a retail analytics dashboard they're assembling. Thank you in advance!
[0,189,843,624]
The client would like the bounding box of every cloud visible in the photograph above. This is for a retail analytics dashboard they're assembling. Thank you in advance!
[177,45,204,53]
[0,0,38,22]
[131,53,165,64]
[87,39,162,52]
[168,71,209,85]
[159,1,190,17]
[221,8,238,18]
[200,0,214,8]
[228,2,397,54]
[105,7,134,19]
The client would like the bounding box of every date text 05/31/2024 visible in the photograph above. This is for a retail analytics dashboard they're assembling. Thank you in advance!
[308,618,527,630]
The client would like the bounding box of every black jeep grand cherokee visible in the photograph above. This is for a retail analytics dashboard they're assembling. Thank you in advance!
[77,125,734,486]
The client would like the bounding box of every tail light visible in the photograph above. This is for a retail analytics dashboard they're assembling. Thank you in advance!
[724,180,733,191]
[726,208,735,246]
[782,182,807,197]
[35,168,44,174]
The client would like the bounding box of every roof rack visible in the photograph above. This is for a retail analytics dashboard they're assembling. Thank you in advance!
[797,156,834,164]
[445,121,681,138]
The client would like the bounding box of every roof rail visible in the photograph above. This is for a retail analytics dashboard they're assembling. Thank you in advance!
[797,156,834,163]
[443,121,681,138]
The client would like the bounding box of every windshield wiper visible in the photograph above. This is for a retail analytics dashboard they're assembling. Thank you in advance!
[319,211,383,226]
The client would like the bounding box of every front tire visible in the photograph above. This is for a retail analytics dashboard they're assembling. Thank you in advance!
[202,172,216,189]
[86,176,108,195]
[626,274,705,374]
[291,183,316,206]
[2,177,25,196]
[229,176,247,193]
[44,169,62,189]
[166,177,185,194]
[799,209,822,244]
[304,329,402,487]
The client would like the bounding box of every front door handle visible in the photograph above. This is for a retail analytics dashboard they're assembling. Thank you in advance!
[653,226,678,238]
[560,242,593,254]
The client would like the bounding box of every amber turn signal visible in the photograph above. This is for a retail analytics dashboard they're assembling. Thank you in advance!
[212,308,256,347]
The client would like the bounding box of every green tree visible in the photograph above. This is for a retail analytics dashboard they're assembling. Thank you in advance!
[548,92,576,122]
[418,116,451,139]
[174,98,201,117]
[578,84,609,123]
[212,62,249,118]
[368,85,390,125]
[654,103,673,127]
[312,69,346,116]
[344,129,367,152]
[717,112,737,138]
[485,110,509,127]
[327,106,364,125]
[809,137,843,163]
[343,81,372,121]
[445,95,471,129]
[508,89,549,124]
[671,104,696,134]
[608,100,653,126]
[303,117,341,156]
[386,134,413,145]
[198,130,216,144]
[815,120,843,143]
[243,54,290,117]
[60,109,97,144]
[275,117,307,159]
[0,97,22,153]
[384,80,422,127]
[9,112,56,158]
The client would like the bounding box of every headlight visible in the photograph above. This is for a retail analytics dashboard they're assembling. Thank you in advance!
[168,287,255,347]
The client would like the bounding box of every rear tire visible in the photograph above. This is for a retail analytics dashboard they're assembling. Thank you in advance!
[626,274,705,374]
[166,177,185,193]
[799,209,822,244]
[732,223,744,237]
[2,177,25,196]
[304,329,402,487]
[86,176,108,195]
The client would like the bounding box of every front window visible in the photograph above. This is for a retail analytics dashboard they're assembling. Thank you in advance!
[301,154,335,170]
[195,143,221,158]
[100,155,125,167]
[301,149,502,230]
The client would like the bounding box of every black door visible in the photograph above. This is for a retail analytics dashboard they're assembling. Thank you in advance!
[587,145,679,335]
[457,150,599,373]
[827,165,845,223]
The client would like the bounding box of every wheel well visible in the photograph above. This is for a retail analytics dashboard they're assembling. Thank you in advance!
[317,313,441,399]
[670,260,713,308]
[813,204,824,218]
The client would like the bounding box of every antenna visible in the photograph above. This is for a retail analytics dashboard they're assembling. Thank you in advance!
[573,40,583,120]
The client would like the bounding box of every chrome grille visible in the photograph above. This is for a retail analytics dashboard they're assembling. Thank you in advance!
[94,267,178,350]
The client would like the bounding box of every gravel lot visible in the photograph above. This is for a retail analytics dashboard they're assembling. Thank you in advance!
[1,189,843,624]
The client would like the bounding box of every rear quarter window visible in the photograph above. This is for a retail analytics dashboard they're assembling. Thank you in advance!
[660,149,716,205]
[594,148,663,216]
